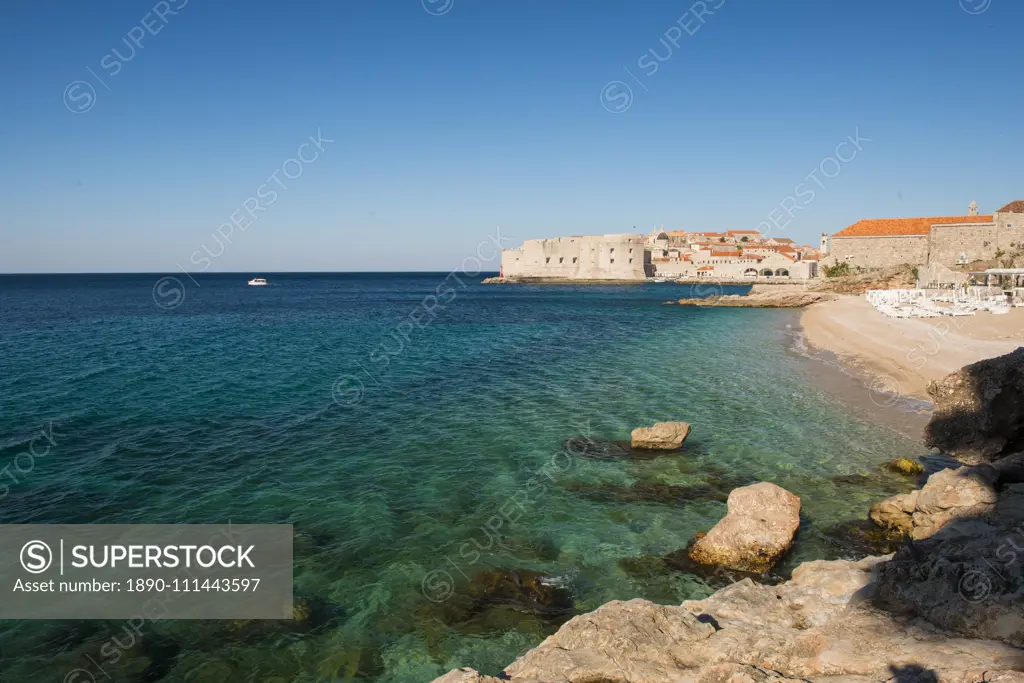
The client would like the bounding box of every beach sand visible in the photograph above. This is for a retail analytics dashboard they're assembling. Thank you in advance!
[800,295,1024,401]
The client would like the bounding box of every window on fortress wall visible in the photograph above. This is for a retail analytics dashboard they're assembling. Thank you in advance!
[610,248,615,253]
[629,258,633,264]
[546,257,550,263]
[559,257,564,263]
[572,257,578,263]
[610,259,615,263]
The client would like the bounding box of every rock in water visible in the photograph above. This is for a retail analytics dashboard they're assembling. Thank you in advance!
[925,347,1024,464]
[869,464,998,540]
[688,482,801,573]
[630,422,691,450]
[885,457,924,475]
[562,436,631,460]
[466,569,574,618]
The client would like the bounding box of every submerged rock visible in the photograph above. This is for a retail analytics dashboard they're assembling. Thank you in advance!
[885,457,924,475]
[434,555,1023,683]
[568,476,750,506]
[631,421,692,450]
[869,465,998,539]
[816,519,908,559]
[562,436,632,460]
[466,569,574,617]
[689,482,801,573]
[925,347,1024,464]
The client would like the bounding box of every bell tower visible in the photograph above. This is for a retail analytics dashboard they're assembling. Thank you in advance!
[969,200,979,216]
[819,232,830,255]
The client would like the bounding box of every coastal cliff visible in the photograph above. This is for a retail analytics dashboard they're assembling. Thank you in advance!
[431,348,1024,683]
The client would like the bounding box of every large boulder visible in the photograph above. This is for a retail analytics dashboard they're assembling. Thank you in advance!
[433,555,1024,683]
[631,422,691,450]
[925,347,1024,464]
[688,482,801,573]
[874,513,1024,648]
[869,465,998,539]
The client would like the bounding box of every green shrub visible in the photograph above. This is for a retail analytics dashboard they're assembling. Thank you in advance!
[822,262,852,278]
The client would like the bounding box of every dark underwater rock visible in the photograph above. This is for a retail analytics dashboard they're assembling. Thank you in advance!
[467,569,575,618]
[816,519,908,559]
[568,474,753,506]
[562,436,632,460]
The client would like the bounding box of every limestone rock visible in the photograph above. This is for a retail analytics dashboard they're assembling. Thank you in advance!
[874,515,1024,648]
[631,421,691,450]
[994,451,1024,484]
[432,554,1024,683]
[431,668,504,683]
[688,482,801,573]
[870,465,998,540]
[924,347,1024,464]
[504,598,716,683]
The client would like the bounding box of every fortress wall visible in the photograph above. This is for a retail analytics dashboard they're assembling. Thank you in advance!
[996,212,1024,251]
[927,222,998,265]
[830,235,929,268]
[502,234,646,280]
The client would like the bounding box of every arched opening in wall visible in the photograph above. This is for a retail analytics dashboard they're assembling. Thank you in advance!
[759,268,773,277]
[743,268,757,278]
[775,268,790,277]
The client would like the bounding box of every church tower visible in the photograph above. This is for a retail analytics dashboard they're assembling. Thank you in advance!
[819,232,830,255]
[969,200,979,216]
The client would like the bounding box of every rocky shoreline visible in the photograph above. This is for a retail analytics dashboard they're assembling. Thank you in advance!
[667,284,836,308]
[431,350,1024,683]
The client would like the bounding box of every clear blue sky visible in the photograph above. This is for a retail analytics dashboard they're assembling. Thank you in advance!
[1,0,1021,273]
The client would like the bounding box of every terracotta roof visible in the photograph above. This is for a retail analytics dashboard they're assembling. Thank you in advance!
[998,200,1024,213]
[834,214,994,238]
[697,266,714,271]
[771,238,796,244]
[666,230,689,236]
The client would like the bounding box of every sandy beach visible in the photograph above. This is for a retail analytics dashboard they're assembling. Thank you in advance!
[801,295,1024,401]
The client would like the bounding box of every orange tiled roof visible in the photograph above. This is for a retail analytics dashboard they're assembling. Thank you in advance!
[834,214,994,238]
[697,266,714,271]
[998,200,1024,213]
[666,230,689,236]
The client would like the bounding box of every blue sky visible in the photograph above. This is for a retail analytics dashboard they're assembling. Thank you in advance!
[1,0,1021,273]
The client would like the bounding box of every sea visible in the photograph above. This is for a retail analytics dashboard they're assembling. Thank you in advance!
[0,272,929,683]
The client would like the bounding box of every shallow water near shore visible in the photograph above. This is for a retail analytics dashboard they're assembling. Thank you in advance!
[0,273,928,682]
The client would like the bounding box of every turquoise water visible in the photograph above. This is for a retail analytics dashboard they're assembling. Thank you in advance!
[0,273,926,682]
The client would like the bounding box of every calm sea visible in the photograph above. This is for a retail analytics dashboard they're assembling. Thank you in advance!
[0,273,926,682]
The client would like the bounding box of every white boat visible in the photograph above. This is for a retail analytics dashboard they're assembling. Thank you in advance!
[248,278,267,286]
[652,278,668,283]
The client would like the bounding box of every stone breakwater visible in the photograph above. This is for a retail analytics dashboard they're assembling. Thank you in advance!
[431,347,1024,683]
